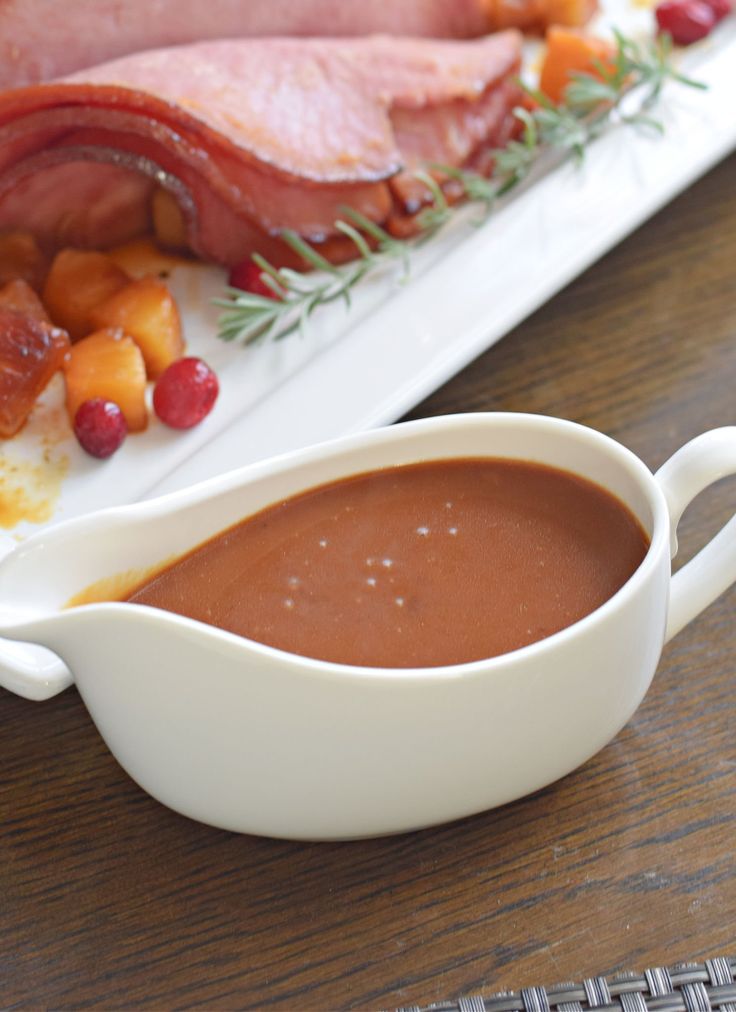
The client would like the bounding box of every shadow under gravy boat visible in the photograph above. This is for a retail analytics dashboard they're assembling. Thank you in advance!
[1,413,735,840]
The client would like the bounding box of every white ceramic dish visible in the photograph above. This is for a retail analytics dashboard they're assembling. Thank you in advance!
[1,10,735,694]
[1,413,734,839]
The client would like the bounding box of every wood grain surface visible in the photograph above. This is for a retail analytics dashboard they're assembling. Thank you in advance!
[2,153,735,1012]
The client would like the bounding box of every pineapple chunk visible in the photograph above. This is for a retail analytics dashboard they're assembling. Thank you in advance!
[0,230,48,290]
[0,279,51,323]
[151,188,189,251]
[89,278,184,379]
[539,27,615,104]
[43,249,130,340]
[108,237,189,279]
[0,307,70,438]
[63,328,147,432]
[544,0,598,26]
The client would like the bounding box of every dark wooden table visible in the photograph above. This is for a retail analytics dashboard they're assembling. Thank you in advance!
[2,153,735,1012]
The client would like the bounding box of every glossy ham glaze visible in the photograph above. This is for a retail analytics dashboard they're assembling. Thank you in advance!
[126,459,649,669]
[0,0,595,89]
[0,34,523,265]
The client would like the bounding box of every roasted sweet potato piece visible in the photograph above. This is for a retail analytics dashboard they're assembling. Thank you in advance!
[43,249,130,340]
[0,307,70,438]
[63,328,147,432]
[89,278,184,379]
[540,27,615,104]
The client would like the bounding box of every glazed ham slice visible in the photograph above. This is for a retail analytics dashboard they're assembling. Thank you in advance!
[0,33,524,268]
[1,0,594,89]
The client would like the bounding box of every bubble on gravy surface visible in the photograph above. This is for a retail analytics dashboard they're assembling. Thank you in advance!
[124,458,650,668]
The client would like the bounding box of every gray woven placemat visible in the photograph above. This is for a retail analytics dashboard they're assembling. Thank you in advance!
[396,956,736,1012]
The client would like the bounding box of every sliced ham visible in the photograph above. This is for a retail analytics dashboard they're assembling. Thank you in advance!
[0,0,595,89]
[0,33,524,268]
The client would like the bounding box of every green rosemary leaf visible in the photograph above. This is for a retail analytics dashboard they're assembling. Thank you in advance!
[493,139,534,181]
[413,170,447,209]
[564,73,619,110]
[519,84,556,110]
[250,253,281,280]
[622,111,665,132]
[219,313,271,345]
[535,107,590,153]
[338,207,396,249]
[413,171,452,233]
[516,106,539,149]
[216,294,279,321]
[251,254,288,297]
[280,230,340,274]
[304,291,324,321]
[335,220,374,261]
[670,70,708,90]
[426,163,498,213]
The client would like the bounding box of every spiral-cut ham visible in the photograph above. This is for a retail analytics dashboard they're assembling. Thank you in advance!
[0,0,594,89]
[0,33,524,268]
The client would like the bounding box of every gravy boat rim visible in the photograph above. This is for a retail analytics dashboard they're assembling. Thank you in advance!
[3,412,671,682]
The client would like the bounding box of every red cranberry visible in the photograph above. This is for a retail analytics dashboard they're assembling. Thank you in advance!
[153,357,219,430]
[228,259,279,299]
[73,399,127,459]
[656,0,716,43]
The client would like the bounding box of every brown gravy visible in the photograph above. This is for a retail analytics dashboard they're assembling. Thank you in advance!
[125,458,649,668]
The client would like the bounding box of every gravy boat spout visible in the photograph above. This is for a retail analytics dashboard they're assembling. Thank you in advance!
[1,414,733,841]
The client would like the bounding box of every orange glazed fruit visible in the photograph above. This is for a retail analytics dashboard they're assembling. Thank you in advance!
[89,277,184,379]
[482,0,597,30]
[43,249,130,341]
[63,328,147,433]
[0,279,51,323]
[542,0,598,27]
[0,230,48,290]
[151,187,189,251]
[0,306,70,438]
[107,238,189,279]
[540,27,615,104]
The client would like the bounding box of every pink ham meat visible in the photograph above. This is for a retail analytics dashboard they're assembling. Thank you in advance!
[0,33,523,268]
[0,0,593,89]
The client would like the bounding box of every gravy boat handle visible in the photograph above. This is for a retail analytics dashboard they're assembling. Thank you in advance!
[656,427,736,642]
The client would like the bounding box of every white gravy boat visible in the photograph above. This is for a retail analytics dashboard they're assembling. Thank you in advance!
[1,413,735,840]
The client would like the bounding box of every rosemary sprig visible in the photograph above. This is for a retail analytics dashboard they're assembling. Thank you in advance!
[216,30,704,346]
[217,211,409,344]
